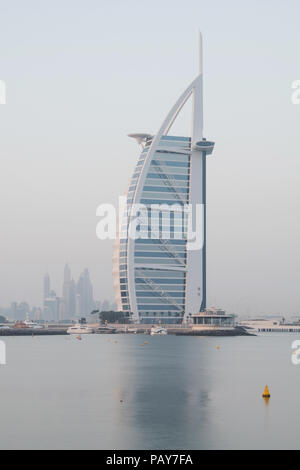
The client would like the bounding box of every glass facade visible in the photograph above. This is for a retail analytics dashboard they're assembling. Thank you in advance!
[118,135,191,324]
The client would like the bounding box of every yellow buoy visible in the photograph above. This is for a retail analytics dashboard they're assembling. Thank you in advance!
[262,385,270,398]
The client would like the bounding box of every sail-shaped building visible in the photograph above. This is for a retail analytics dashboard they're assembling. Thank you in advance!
[113,35,214,324]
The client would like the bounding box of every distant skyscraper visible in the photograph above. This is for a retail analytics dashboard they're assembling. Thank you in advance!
[75,293,81,317]
[64,264,71,283]
[44,290,60,321]
[76,269,94,316]
[62,264,76,319]
[10,302,30,321]
[42,266,94,319]
[33,307,42,321]
[69,279,76,316]
[43,273,50,301]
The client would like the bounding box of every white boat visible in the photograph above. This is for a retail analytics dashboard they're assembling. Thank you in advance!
[24,320,44,329]
[126,327,138,334]
[67,324,94,335]
[150,326,168,336]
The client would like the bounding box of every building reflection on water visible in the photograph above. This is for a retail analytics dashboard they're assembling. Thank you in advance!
[113,336,215,449]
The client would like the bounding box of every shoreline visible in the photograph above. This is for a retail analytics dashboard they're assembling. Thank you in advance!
[0,326,254,337]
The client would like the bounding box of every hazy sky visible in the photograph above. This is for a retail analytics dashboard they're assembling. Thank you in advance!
[1,0,300,315]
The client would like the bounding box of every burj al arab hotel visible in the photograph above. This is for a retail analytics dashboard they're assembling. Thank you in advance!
[113,35,214,324]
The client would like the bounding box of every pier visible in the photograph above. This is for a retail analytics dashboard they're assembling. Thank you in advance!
[0,328,68,336]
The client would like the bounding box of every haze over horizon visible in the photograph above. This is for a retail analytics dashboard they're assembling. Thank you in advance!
[1,0,300,315]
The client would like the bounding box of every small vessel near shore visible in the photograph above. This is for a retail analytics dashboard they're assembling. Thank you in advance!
[150,326,168,336]
[24,320,44,329]
[67,324,94,335]
[14,320,44,329]
[125,327,138,334]
[97,326,117,334]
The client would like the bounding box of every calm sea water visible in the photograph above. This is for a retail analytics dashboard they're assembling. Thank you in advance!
[0,333,299,450]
